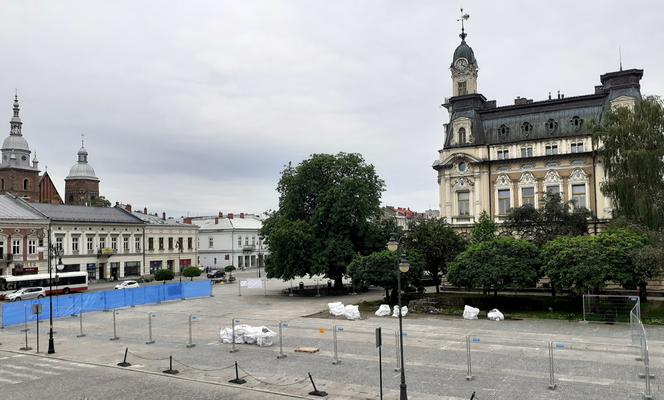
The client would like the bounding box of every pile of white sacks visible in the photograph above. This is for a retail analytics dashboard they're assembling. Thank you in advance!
[374,304,408,318]
[328,302,361,320]
[463,305,504,321]
[220,325,277,347]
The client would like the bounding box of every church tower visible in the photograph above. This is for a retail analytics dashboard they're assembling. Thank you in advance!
[450,10,478,97]
[64,137,100,206]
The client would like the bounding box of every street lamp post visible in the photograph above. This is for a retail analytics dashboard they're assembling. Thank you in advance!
[257,237,262,279]
[38,244,63,355]
[387,234,409,400]
[176,239,182,284]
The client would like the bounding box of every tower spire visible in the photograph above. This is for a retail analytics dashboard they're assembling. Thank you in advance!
[10,91,22,136]
[619,45,623,71]
[458,8,470,41]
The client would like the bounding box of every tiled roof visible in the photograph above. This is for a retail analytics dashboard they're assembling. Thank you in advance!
[198,217,262,231]
[30,203,143,224]
[0,195,47,220]
[132,211,198,228]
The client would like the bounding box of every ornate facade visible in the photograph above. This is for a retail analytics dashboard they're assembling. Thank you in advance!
[433,26,643,231]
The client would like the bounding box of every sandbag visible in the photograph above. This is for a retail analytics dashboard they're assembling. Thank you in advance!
[375,304,391,317]
[344,305,361,320]
[487,308,504,321]
[392,305,408,317]
[220,325,277,347]
[463,305,480,320]
[328,302,346,316]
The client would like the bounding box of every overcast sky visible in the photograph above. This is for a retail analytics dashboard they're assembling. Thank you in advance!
[1,1,662,217]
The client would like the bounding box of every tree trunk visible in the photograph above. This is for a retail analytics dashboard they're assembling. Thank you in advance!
[493,288,498,297]
[435,276,440,293]
[550,285,556,300]
[385,288,389,304]
[639,283,648,303]
[334,275,343,290]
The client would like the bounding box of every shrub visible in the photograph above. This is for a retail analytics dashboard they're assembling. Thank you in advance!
[154,268,175,282]
[182,266,202,281]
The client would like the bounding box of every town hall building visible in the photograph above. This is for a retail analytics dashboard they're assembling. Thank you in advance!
[433,23,643,232]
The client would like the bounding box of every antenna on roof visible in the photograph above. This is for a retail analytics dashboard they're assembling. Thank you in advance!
[619,45,623,71]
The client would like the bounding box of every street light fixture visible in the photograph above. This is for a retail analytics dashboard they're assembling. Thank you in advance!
[37,244,64,355]
[386,233,408,400]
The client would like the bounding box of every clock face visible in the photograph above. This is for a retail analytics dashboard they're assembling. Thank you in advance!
[455,58,469,72]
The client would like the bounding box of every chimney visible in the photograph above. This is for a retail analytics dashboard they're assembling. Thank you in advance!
[240,212,244,219]
[143,207,147,214]
[214,217,218,224]
[162,212,166,220]
[557,90,561,99]
[125,204,132,212]
[514,97,531,105]
[548,92,552,100]
[228,213,234,219]
[183,217,192,225]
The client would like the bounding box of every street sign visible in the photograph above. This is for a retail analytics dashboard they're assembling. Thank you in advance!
[32,304,42,315]
[375,327,382,348]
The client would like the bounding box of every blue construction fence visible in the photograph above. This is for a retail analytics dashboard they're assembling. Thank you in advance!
[1,280,212,328]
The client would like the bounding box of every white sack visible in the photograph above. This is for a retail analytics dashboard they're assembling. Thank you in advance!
[463,305,480,320]
[392,305,408,317]
[375,304,391,317]
[328,302,346,316]
[220,325,277,347]
[219,325,247,344]
[487,308,504,321]
[344,305,361,320]
[256,327,277,347]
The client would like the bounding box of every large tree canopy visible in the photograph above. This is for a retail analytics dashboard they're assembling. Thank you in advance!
[402,218,466,293]
[261,153,385,287]
[593,96,664,230]
[347,250,424,302]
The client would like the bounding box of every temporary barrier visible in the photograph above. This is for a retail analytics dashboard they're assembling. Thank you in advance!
[1,280,212,327]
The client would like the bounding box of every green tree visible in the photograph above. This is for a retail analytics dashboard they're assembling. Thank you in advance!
[503,193,590,246]
[541,236,606,296]
[471,211,496,244]
[262,153,385,288]
[599,228,649,300]
[182,266,202,281]
[154,268,175,283]
[447,238,541,296]
[347,250,424,303]
[402,218,466,293]
[224,265,236,279]
[592,97,664,230]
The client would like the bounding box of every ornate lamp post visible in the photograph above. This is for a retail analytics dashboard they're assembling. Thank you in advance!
[175,239,182,284]
[387,234,409,400]
[37,244,64,354]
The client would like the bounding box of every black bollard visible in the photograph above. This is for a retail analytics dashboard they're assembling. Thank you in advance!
[117,347,131,367]
[308,372,328,397]
[162,355,179,375]
[228,361,246,384]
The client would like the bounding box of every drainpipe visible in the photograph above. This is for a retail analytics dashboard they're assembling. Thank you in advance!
[142,226,146,276]
[592,152,599,235]
[487,144,493,218]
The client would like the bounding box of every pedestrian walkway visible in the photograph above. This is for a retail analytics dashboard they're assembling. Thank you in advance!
[0,353,96,387]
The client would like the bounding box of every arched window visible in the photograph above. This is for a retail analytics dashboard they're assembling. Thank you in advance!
[23,179,28,191]
[498,125,510,139]
[458,127,466,144]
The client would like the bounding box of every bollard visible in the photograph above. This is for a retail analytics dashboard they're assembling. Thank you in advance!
[110,310,119,341]
[146,313,155,344]
[465,336,473,381]
[76,310,85,338]
[332,325,341,365]
[117,347,131,367]
[277,321,287,359]
[307,372,328,397]
[162,355,179,375]
[229,319,238,353]
[228,361,246,384]
[548,342,556,390]
[186,314,195,348]
[394,331,401,372]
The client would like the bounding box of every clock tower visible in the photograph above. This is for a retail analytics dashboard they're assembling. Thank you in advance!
[450,10,478,97]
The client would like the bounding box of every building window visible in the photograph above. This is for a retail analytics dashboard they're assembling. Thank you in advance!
[28,239,36,255]
[187,237,193,249]
[458,127,466,144]
[237,236,242,247]
[1,179,4,190]
[12,239,20,255]
[458,162,467,172]
[571,184,586,209]
[520,147,533,157]
[225,255,230,260]
[252,236,256,246]
[72,237,79,253]
[87,237,94,252]
[23,179,28,191]
[457,192,470,216]
[148,237,154,251]
[245,237,249,246]
[158,237,164,250]
[208,237,213,248]
[111,237,117,251]
[571,116,584,130]
[135,237,141,251]
[498,189,511,215]
[458,81,467,95]
[521,122,532,137]
[497,149,509,160]
[56,237,63,251]
[123,237,129,251]
[545,144,558,155]
[168,237,173,250]
[521,187,535,206]
[546,185,560,196]
[238,256,243,268]
[546,119,558,134]
[214,257,217,265]
[99,237,106,249]
[498,125,510,139]
[571,142,584,153]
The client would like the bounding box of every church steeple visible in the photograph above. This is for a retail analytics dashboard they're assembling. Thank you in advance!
[450,9,478,97]
[10,91,22,136]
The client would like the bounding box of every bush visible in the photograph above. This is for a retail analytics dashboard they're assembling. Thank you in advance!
[182,266,202,281]
[154,269,175,282]
[224,265,236,273]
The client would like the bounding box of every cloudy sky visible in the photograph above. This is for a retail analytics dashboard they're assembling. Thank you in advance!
[1,1,662,217]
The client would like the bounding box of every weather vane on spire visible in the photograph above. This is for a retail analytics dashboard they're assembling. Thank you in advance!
[458,8,470,41]
[81,133,85,147]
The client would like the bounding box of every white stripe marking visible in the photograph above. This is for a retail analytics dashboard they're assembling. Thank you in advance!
[3,369,41,379]
[5,364,60,375]
[38,358,96,369]
[0,376,22,384]
[32,362,76,371]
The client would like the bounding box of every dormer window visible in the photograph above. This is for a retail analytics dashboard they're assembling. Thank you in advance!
[498,125,510,139]
[521,122,533,137]
[571,116,584,130]
[546,119,558,134]
[458,127,467,144]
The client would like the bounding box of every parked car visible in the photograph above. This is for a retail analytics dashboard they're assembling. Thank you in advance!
[6,287,46,302]
[114,280,140,290]
[207,270,226,279]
